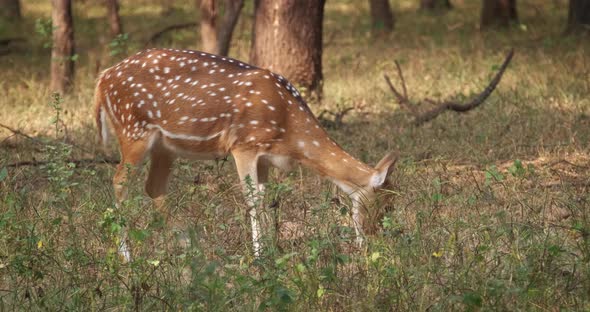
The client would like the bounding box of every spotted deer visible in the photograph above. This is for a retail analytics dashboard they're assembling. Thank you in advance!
[95,48,397,259]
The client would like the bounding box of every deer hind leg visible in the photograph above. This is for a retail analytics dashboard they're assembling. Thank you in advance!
[257,159,270,193]
[232,149,268,257]
[145,142,176,224]
[112,137,154,261]
[351,194,367,247]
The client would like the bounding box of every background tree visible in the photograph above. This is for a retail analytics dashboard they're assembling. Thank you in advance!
[217,0,244,56]
[369,0,394,35]
[566,0,590,33]
[481,0,518,28]
[198,0,244,56]
[199,0,217,53]
[0,0,21,21]
[250,0,325,97]
[159,0,174,16]
[50,0,75,94]
[420,0,452,10]
[105,0,122,37]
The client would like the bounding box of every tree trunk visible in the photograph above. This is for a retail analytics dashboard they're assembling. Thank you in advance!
[105,0,122,37]
[420,0,452,10]
[159,0,174,16]
[198,0,244,56]
[566,0,590,33]
[250,0,325,97]
[369,0,394,35]
[0,0,21,20]
[199,0,218,54]
[217,0,244,56]
[50,0,75,94]
[481,0,518,28]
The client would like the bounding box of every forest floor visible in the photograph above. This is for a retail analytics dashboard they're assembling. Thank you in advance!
[1,0,589,310]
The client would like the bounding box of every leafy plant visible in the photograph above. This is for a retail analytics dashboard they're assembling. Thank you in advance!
[109,33,129,57]
[35,18,54,48]
[485,165,504,185]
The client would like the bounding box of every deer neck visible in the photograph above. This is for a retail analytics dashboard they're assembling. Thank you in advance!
[290,131,375,193]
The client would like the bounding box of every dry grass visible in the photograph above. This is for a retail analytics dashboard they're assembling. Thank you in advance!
[1,0,589,310]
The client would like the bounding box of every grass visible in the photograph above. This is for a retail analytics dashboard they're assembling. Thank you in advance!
[1,0,590,310]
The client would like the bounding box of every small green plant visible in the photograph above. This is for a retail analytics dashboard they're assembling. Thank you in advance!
[507,159,536,178]
[42,93,85,267]
[43,93,77,204]
[109,33,129,56]
[35,18,54,48]
[430,177,444,203]
[0,167,7,182]
[485,165,504,185]
[507,159,525,177]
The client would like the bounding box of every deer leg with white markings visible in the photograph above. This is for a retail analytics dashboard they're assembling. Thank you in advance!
[112,137,154,261]
[232,148,268,257]
[351,193,366,246]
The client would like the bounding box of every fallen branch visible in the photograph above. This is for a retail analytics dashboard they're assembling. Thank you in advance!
[384,49,514,125]
[541,179,590,189]
[144,22,198,47]
[318,106,355,128]
[0,122,94,155]
[0,122,37,141]
[1,123,120,169]
[5,158,119,168]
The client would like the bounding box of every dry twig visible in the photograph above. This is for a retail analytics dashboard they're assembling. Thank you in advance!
[0,122,38,141]
[384,49,514,125]
[318,106,355,128]
[0,122,119,168]
[5,158,119,168]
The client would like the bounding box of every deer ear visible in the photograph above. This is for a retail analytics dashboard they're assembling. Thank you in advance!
[370,151,398,188]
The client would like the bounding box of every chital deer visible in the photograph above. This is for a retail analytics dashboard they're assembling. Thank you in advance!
[95,48,397,259]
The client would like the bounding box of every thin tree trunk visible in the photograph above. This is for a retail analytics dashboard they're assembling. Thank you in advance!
[50,0,75,94]
[217,0,244,56]
[420,0,452,10]
[481,0,518,28]
[159,0,174,16]
[566,0,590,33]
[198,0,244,56]
[250,0,325,98]
[0,0,20,20]
[369,0,394,35]
[105,0,122,37]
[199,0,218,54]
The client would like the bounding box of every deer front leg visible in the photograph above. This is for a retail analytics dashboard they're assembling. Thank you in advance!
[232,149,266,257]
[351,194,365,247]
[145,143,176,223]
[113,139,152,262]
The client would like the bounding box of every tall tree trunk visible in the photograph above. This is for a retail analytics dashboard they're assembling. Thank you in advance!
[369,0,394,35]
[250,0,325,97]
[566,0,590,33]
[0,0,21,20]
[481,0,518,28]
[105,0,122,37]
[199,0,218,54]
[420,0,452,10]
[217,0,244,56]
[198,0,244,56]
[159,0,174,16]
[50,0,75,94]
